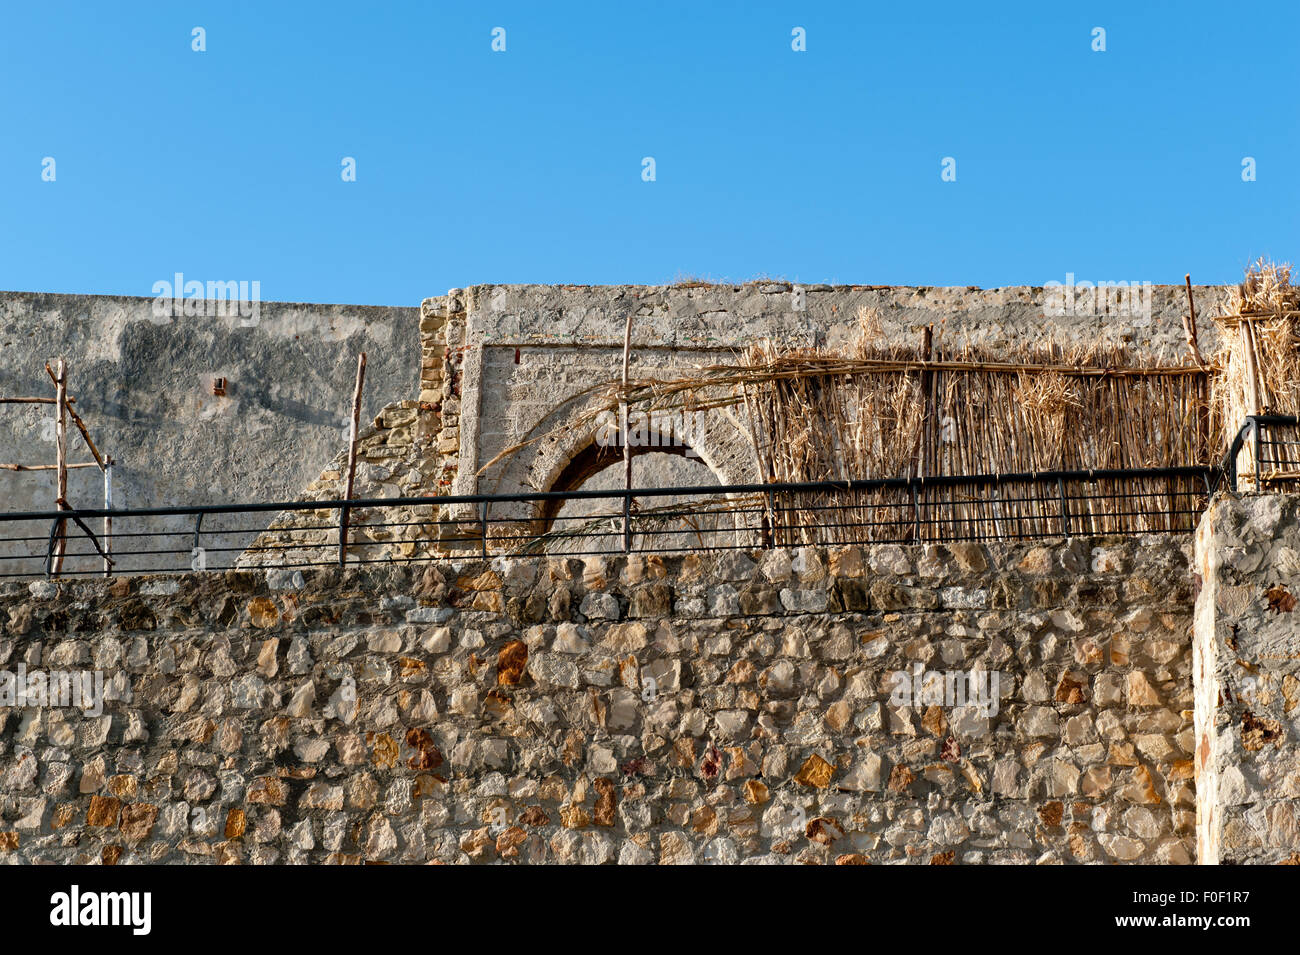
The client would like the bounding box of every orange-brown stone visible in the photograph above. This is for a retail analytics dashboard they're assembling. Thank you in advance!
[496,640,528,685]
[743,780,770,805]
[794,753,834,788]
[405,728,444,770]
[519,806,551,826]
[805,817,844,845]
[887,765,915,793]
[1037,801,1064,828]
[496,826,528,859]
[248,597,279,628]
[593,778,617,827]
[87,795,121,827]
[247,776,287,806]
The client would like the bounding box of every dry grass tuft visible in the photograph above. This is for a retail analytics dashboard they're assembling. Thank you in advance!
[1214,259,1300,484]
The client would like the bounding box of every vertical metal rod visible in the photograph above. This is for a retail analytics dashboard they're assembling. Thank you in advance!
[1254,418,1263,490]
[621,311,633,554]
[51,359,68,578]
[480,500,489,559]
[622,491,632,553]
[1182,274,1206,368]
[1227,426,1240,492]
[1058,476,1070,537]
[1240,323,1261,488]
[339,352,367,566]
[103,456,113,577]
[764,488,774,548]
[44,518,59,578]
[759,489,771,549]
[912,482,921,542]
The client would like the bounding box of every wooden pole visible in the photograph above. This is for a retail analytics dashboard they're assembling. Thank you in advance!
[1182,275,1207,369]
[916,325,934,477]
[621,312,633,553]
[1182,274,1213,467]
[339,352,367,565]
[740,380,774,547]
[52,359,68,577]
[0,462,98,471]
[909,325,934,542]
[44,363,106,471]
[1240,321,1262,417]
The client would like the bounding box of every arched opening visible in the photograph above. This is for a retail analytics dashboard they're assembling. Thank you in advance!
[532,439,733,554]
[538,441,706,529]
[482,400,765,556]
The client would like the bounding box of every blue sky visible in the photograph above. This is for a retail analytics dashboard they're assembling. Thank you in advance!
[1,1,1295,305]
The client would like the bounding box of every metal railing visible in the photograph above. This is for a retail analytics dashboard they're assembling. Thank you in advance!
[5,415,1300,579]
[1220,415,1300,491]
[0,465,1222,579]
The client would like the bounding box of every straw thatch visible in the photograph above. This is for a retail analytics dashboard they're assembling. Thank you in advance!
[477,261,1300,549]
[741,307,1215,483]
[1212,260,1300,485]
[729,305,1220,543]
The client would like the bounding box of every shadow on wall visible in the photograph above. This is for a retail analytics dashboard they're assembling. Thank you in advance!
[540,450,730,556]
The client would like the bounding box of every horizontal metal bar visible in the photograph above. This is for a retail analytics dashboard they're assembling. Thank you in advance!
[3,418,1294,578]
[0,465,1219,524]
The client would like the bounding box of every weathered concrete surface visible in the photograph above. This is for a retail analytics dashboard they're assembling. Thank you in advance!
[433,283,1229,355]
[0,535,1195,864]
[0,292,419,574]
[241,282,1235,558]
[422,284,1232,516]
[1194,493,1300,864]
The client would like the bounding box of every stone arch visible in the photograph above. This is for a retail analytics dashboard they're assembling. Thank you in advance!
[536,438,708,535]
[481,397,762,544]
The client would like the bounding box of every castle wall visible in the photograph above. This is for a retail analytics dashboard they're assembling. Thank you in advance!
[421,283,1231,511]
[0,291,419,574]
[0,534,1195,864]
[1195,493,1300,864]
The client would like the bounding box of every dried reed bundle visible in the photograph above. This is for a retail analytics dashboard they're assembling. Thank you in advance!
[743,327,1212,478]
[1213,259,1300,484]
[476,289,1261,549]
[724,306,1220,545]
[1223,259,1300,319]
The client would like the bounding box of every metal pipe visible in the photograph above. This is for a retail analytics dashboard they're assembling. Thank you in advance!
[1058,476,1070,536]
[0,464,1228,524]
[103,457,113,577]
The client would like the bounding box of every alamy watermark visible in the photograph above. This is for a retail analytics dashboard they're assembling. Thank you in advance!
[0,664,104,717]
[886,663,1001,717]
[1043,273,1152,319]
[151,272,261,325]
[50,885,150,935]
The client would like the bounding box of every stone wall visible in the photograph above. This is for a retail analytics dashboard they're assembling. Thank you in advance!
[237,399,450,568]
[1194,493,1300,864]
[0,534,1196,864]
